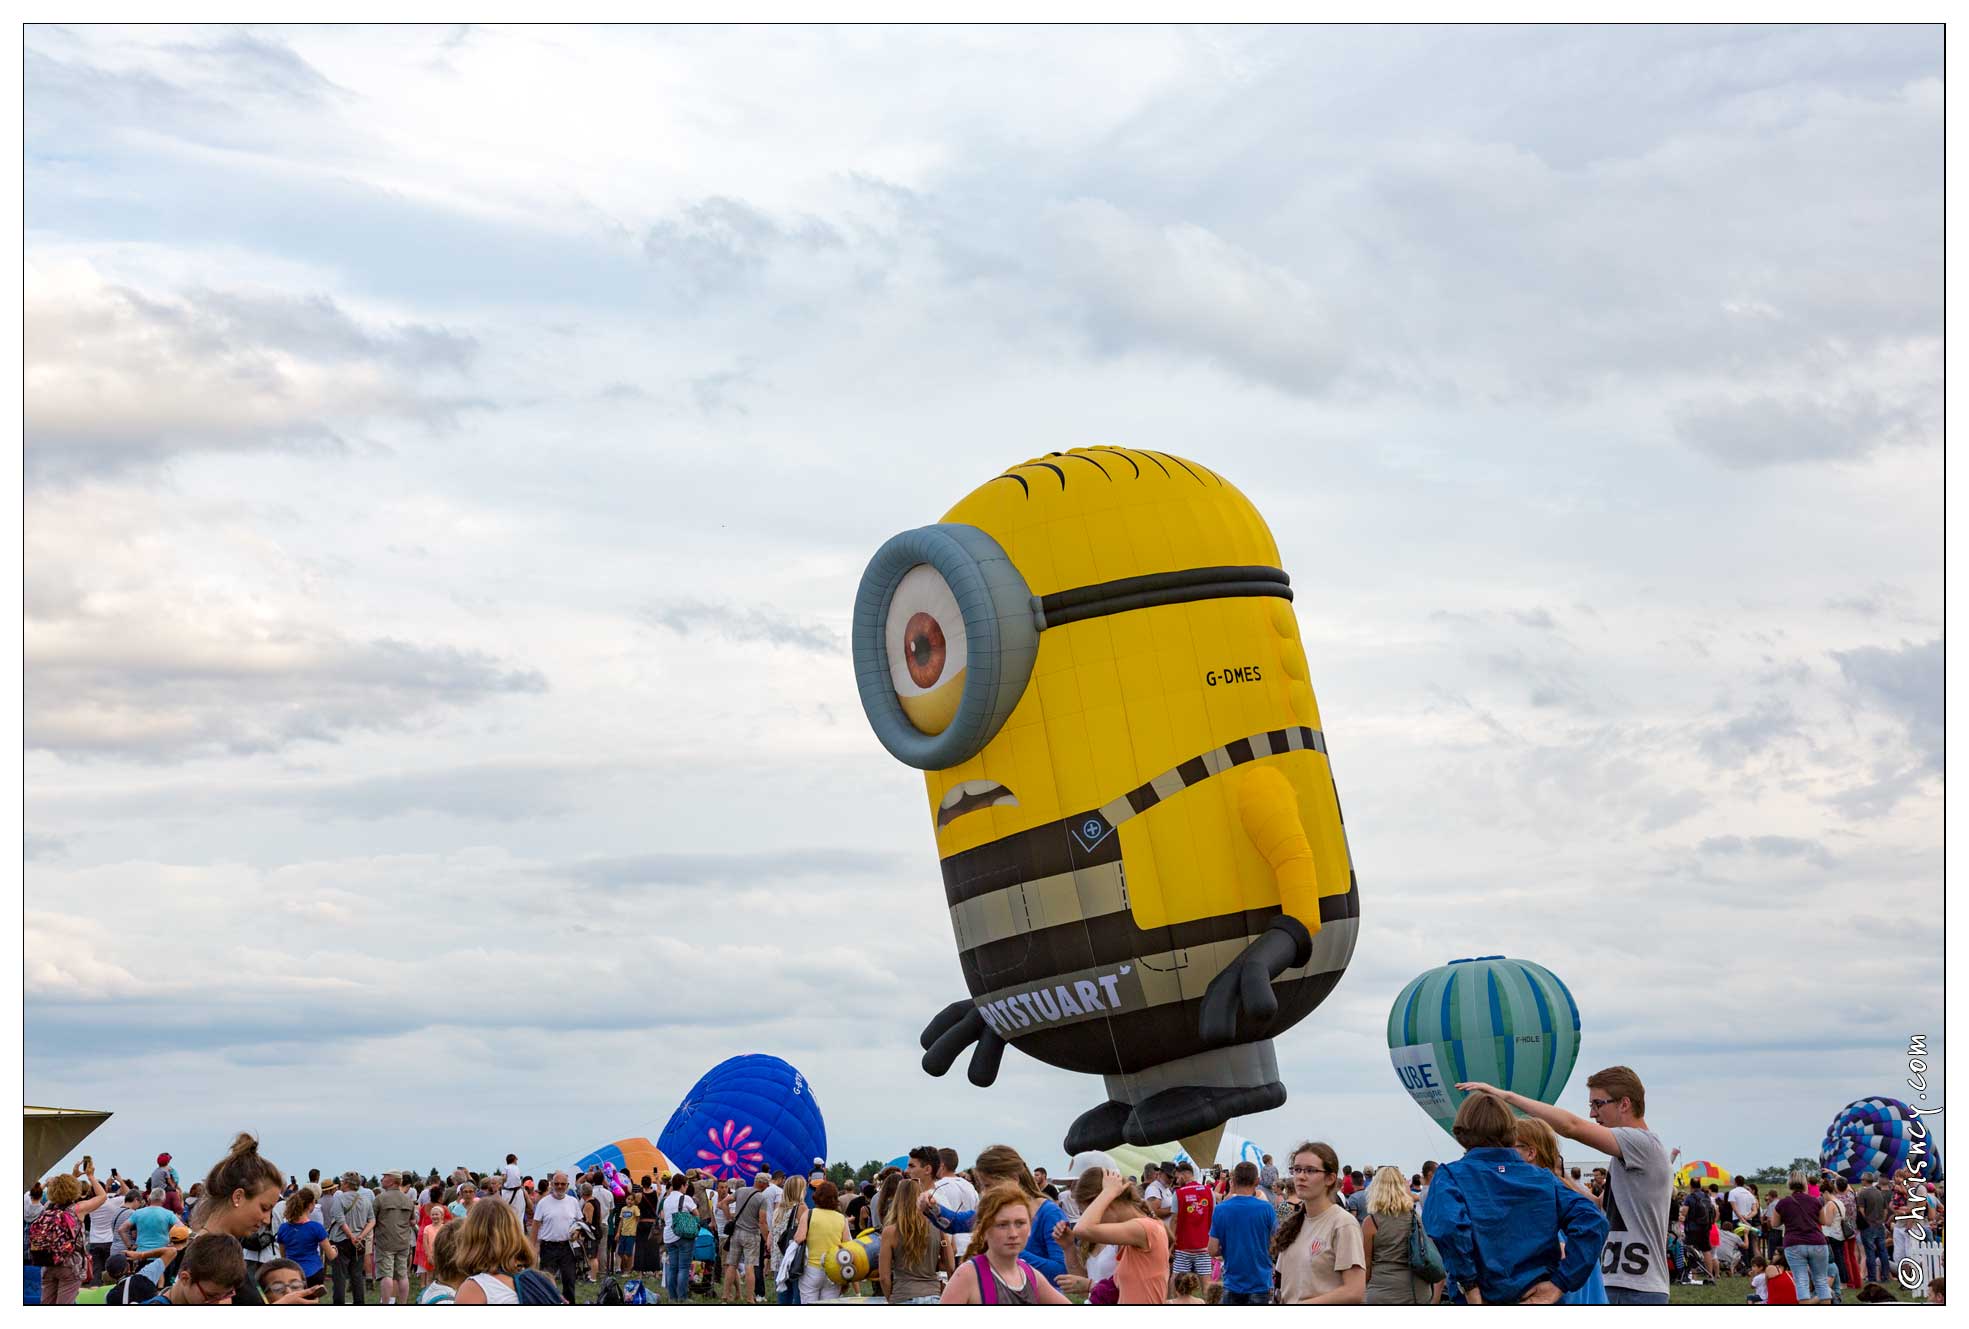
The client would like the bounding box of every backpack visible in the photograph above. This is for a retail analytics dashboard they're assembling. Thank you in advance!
[102,1271,162,1305]
[622,1278,653,1306]
[1407,1212,1446,1284]
[27,1206,81,1266]
[512,1268,566,1305]
[596,1276,626,1306]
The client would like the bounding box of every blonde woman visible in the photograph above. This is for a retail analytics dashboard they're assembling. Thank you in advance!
[1270,1142,1365,1304]
[1515,1117,1608,1305]
[450,1194,535,1304]
[1361,1164,1438,1304]
[33,1168,110,1303]
[768,1175,809,1304]
[1072,1168,1171,1304]
[881,1177,953,1304]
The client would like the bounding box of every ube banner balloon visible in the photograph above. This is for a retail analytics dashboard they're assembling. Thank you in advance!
[1820,1097,1943,1182]
[1387,955,1580,1139]
[854,449,1360,1156]
[1676,1161,1732,1191]
[574,1137,673,1186]
[658,1054,827,1183]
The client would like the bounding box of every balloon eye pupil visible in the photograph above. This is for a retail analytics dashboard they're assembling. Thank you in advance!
[902,612,947,688]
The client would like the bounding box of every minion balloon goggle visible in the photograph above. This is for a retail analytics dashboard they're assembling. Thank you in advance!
[853,523,1292,770]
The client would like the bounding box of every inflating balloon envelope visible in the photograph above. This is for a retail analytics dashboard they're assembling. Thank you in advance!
[1820,1097,1942,1182]
[854,448,1361,1161]
[658,1054,828,1183]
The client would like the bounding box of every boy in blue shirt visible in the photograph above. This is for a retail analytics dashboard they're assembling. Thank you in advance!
[1208,1162,1278,1305]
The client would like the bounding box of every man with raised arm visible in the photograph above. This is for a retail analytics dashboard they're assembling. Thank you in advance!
[1457,1065,1671,1305]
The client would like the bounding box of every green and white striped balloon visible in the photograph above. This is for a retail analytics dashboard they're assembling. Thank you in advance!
[1386,955,1581,1138]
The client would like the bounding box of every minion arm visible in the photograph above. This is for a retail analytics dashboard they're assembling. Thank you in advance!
[1198,766,1319,1045]
[1235,764,1324,933]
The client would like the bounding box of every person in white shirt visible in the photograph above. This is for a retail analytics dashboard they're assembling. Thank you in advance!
[657,1175,699,1305]
[528,1172,584,1303]
[86,1184,130,1284]
[933,1147,978,1213]
[1143,1164,1176,1222]
[498,1154,525,1226]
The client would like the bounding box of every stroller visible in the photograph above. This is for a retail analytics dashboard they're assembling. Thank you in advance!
[1668,1230,1714,1286]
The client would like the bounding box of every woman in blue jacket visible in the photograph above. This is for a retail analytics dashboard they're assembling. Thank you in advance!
[922,1145,1068,1288]
[1422,1091,1609,1304]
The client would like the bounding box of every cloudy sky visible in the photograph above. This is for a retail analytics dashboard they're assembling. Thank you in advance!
[22,23,1943,1184]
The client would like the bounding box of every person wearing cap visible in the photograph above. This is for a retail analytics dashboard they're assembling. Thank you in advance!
[325,1172,375,1304]
[1141,1164,1176,1226]
[373,1172,419,1306]
[150,1154,182,1216]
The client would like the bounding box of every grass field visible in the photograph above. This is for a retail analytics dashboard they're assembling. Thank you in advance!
[1669,1276,1924,1306]
[394,1271,1928,1306]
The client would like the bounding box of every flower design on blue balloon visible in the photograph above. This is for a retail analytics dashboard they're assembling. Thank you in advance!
[695,1119,766,1180]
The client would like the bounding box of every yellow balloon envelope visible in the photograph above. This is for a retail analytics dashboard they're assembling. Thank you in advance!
[855,449,1360,1157]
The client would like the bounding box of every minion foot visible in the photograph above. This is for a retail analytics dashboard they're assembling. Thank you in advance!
[1125,1081,1288,1146]
[1063,1100,1134,1155]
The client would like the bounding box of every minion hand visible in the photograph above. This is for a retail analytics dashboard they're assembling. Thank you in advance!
[1199,917,1314,1045]
[920,998,1008,1087]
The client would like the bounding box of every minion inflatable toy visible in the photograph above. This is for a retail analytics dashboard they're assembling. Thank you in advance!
[852,448,1359,1158]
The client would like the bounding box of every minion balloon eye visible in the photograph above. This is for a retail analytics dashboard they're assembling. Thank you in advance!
[853,523,1039,769]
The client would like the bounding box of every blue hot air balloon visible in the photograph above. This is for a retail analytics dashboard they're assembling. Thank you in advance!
[1387,955,1581,1139]
[1820,1098,1942,1183]
[658,1054,827,1183]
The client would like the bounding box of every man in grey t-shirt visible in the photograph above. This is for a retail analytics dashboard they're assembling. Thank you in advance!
[324,1173,375,1305]
[719,1173,771,1304]
[1456,1065,1672,1304]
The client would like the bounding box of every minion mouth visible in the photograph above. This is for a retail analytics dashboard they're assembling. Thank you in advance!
[938,779,1019,829]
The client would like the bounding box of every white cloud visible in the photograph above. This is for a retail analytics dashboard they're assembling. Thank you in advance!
[25,481,545,760]
[20,23,1942,1179]
[25,260,481,477]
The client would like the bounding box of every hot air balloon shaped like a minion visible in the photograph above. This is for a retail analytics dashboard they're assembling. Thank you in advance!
[852,448,1360,1158]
